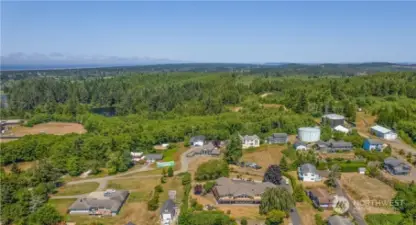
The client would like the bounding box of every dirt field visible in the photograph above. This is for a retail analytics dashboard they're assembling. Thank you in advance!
[296,202,333,225]
[107,177,160,191]
[356,112,377,137]
[10,122,86,136]
[341,173,397,215]
[241,144,286,173]
[318,152,356,160]
[2,161,36,173]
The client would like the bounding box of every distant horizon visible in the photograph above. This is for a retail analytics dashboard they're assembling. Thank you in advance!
[2,2,416,63]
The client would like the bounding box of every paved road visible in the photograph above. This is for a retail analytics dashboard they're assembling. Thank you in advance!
[289,207,303,225]
[335,180,367,225]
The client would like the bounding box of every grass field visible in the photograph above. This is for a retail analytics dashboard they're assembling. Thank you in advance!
[341,173,397,215]
[356,112,377,137]
[49,198,75,215]
[54,182,99,196]
[107,177,160,191]
[242,144,286,172]
[9,122,86,136]
[296,202,333,225]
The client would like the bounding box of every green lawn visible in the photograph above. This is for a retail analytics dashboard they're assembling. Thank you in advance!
[162,149,176,162]
[54,182,99,196]
[48,198,76,215]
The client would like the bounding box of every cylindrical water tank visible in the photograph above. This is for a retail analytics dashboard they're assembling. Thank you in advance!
[298,127,321,142]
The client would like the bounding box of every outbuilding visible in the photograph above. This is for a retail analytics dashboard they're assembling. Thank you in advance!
[322,114,345,128]
[370,125,397,140]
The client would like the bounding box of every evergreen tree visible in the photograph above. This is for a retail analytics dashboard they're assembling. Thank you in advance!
[224,134,242,164]
[279,156,289,172]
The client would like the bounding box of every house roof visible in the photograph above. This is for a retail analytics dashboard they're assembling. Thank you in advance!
[328,215,354,225]
[294,141,307,148]
[300,163,317,174]
[145,154,164,160]
[366,139,384,145]
[160,199,176,216]
[214,177,275,197]
[190,135,206,142]
[371,125,393,134]
[384,157,406,167]
[241,135,260,141]
[69,190,129,212]
[270,133,288,139]
[328,140,353,148]
[323,114,345,120]
[334,125,349,133]
[309,188,333,204]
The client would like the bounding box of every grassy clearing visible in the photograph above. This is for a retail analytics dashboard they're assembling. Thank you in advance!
[242,144,286,172]
[162,149,176,162]
[341,173,397,215]
[10,122,86,136]
[49,198,75,215]
[54,182,99,196]
[107,177,160,191]
[2,161,36,173]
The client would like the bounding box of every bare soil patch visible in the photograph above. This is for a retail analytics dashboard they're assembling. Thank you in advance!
[3,161,36,173]
[10,122,86,136]
[242,144,286,173]
[296,202,333,225]
[107,177,160,191]
[230,106,243,112]
[341,173,397,215]
[356,112,377,137]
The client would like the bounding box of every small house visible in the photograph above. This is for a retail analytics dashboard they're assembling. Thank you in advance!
[186,142,221,157]
[327,140,353,152]
[327,215,354,225]
[358,167,366,174]
[267,133,288,144]
[240,134,260,149]
[145,154,164,163]
[298,163,321,182]
[160,199,177,225]
[334,125,349,134]
[306,188,334,209]
[190,135,206,146]
[384,157,411,175]
[363,139,384,151]
[294,141,307,151]
[371,125,397,140]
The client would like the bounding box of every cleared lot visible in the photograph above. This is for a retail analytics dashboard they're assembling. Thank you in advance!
[241,144,286,172]
[54,182,99,196]
[9,122,86,136]
[341,173,397,215]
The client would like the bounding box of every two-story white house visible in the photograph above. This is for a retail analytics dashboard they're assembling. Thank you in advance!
[298,163,321,182]
[240,134,260,149]
[160,199,177,225]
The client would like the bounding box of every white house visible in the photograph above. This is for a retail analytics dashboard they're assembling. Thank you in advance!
[240,135,260,149]
[334,125,349,134]
[370,125,397,140]
[294,141,308,151]
[298,163,321,182]
[190,135,206,146]
[160,199,176,225]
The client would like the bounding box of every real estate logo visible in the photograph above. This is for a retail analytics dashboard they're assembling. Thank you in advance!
[332,195,350,214]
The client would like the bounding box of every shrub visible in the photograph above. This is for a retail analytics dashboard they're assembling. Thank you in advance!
[195,160,229,181]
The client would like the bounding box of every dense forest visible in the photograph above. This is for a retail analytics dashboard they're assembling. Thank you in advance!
[1,71,416,224]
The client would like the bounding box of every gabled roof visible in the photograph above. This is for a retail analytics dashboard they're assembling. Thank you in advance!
[300,163,317,174]
[328,140,353,148]
[190,135,206,142]
[270,133,288,138]
[69,190,129,212]
[308,188,333,204]
[145,154,164,160]
[366,139,384,145]
[241,135,260,141]
[371,125,393,134]
[160,199,176,216]
[384,157,406,167]
[334,125,349,133]
[214,177,276,197]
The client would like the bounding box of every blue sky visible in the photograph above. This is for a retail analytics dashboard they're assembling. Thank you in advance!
[2,1,416,63]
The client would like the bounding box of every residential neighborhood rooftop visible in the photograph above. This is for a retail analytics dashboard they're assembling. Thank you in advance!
[145,154,164,160]
[300,163,317,174]
[323,114,345,120]
[69,189,129,213]
[214,177,276,198]
[366,138,384,145]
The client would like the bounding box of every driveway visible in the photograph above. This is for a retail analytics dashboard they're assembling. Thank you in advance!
[335,180,367,225]
[289,207,303,225]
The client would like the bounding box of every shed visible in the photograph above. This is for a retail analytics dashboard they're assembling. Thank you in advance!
[370,125,397,140]
[145,154,164,161]
[358,167,366,174]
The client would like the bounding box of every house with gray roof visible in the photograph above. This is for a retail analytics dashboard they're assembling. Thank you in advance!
[160,199,177,225]
[240,134,260,149]
[186,142,221,157]
[212,177,276,204]
[294,141,307,151]
[145,153,164,162]
[267,133,288,144]
[316,140,353,152]
[327,215,353,225]
[68,189,129,216]
[190,135,206,146]
[298,163,321,182]
[384,157,411,175]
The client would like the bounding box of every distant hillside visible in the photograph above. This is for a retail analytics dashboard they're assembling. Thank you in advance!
[1,62,415,81]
